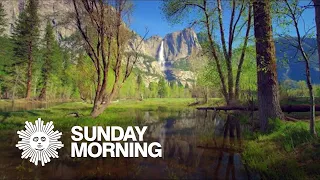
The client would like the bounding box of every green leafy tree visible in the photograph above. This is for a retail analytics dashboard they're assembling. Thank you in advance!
[274,0,317,135]
[148,82,158,98]
[0,37,14,98]
[0,2,7,35]
[136,73,145,99]
[11,0,40,99]
[158,78,169,98]
[170,81,179,98]
[162,0,253,104]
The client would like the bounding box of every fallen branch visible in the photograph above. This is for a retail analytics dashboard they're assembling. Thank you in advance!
[285,116,300,122]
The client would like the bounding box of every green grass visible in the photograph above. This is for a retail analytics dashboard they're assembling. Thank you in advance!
[0,98,194,131]
[242,119,320,180]
[2,98,320,179]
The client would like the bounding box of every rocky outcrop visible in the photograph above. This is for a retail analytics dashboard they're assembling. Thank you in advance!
[130,28,201,62]
[163,28,201,61]
[129,28,200,85]
[144,35,163,58]
[2,0,75,38]
[171,70,195,87]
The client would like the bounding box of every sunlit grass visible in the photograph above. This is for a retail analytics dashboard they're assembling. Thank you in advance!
[1,98,320,179]
[0,98,195,131]
[242,119,320,179]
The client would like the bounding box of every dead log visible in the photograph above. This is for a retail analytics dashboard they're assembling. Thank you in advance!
[197,106,257,111]
[197,104,320,113]
[285,116,299,122]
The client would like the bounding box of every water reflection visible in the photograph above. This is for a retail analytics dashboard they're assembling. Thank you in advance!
[0,109,256,179]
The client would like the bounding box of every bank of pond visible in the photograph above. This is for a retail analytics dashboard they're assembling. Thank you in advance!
[0,99,319,179]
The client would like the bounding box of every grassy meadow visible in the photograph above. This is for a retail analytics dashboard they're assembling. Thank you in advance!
[0,98,320,179]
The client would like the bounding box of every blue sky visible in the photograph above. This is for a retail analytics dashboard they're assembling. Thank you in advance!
[130,1,190,38]
[129,1,316,41]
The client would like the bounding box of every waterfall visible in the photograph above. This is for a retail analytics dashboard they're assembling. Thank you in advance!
[158,41,166,71]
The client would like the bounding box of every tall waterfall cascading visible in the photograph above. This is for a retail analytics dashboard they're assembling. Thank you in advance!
[158,41,166,71]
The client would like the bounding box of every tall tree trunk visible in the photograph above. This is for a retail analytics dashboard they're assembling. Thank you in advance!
[12,66,19,102]
[217,0,234,103]
[39,76,47,100]
[253,0,284,132]
[26,42,33,99]
[306,3,317,136]
[203,1,228,103]
[305,59,316,135]
[313,0,320,72]
[91,101,110,118]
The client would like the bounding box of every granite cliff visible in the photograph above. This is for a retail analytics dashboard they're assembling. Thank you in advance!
[2,0,199,85]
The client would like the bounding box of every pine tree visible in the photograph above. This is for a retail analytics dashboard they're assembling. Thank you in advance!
[149,82,158,98]
[39,20,60,100]
[12,0,40,99]
[0,2,7,35]
[136,73,145,100]
[158,78,168,98]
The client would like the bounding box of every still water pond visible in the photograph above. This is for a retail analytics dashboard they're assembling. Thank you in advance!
[0,106,258,179]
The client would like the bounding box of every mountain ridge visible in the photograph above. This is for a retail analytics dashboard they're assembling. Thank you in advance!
[2,0,198,86]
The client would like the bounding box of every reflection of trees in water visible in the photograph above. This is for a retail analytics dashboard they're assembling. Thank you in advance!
[6,110,252,179]
[224,114,242,146]
[213,114,242,180]
[144,110,218,168]
[144,110,251,179]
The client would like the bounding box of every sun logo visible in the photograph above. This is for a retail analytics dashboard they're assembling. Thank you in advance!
[16,118,64,166]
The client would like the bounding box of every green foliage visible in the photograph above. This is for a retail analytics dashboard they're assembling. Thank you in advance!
[12,0,40,60]
[0,30,76,100]
[148,82,158,98]
[6,0,41,98]
[267,118,283,132]
[118,71,138,99]
[38,20,64,99]
[135,73,145,99]
[158,78,169,98]
[0,37,13,76]
[243,120,320,179]
[243,140,305,180]
[280,80,311,98]
[189,44,257,100]
[0,2,6,35]
[234,46,257,95]
[42,21,62,72]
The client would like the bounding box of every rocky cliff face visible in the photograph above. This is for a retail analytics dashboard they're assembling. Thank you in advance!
[163,28,201,61]
[2,0,75,38]
[129,28,200,86]
[2,0,198,86]
[131,28,201,62]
